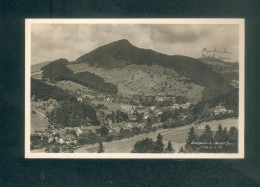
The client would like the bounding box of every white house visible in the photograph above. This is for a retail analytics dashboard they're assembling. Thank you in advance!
[172,104,180,109]
[213,105,227,115]
[150,106,156,111]
[59,138,65,144]
[77,97,83,102]
[76,127,83,136]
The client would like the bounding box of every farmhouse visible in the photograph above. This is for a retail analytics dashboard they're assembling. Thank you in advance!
[172,104,180,109]
[144,113,150,120]
[129,114,137,122]
[226,109,234,114]
[77,97,83,102]
[150,106,156,111]
[130,105,137,115]
[126,123,133,129]
[213,105,227,115]
[76,127,83,136]
[59,134,77,144]
[182,102,191,109]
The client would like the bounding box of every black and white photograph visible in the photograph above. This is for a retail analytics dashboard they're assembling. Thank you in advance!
[25,19,244,158]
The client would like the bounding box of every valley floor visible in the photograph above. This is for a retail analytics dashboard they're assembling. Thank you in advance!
[74,118,238,153]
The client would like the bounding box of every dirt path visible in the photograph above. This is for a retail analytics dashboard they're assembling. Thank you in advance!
[33,109,47,118]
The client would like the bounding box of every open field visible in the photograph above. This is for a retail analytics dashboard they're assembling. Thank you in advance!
[74,124,193,153]
[31,71,43,79]
[50,80,89,92]
[197,118,238,131]
[31,148,45,153]
[31,112,49,133]
[31,61,51,73]
[75,118,238,153]
[31,101,55,133]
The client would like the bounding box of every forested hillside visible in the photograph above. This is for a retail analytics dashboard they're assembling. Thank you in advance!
[31,78,99,127]
[41,58,118,94]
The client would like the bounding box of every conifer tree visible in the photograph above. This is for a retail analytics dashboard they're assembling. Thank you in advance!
[222,127,229,142]
[154,133,164,153]
[215,124,223,142]
[228,126,238,144]
[200,125,214,143]
[186,127,197,145]
[97,141,105,153]
[166,141,174,153]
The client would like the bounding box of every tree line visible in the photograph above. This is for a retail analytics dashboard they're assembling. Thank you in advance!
[184,124,238,153]
[131,133,174,153]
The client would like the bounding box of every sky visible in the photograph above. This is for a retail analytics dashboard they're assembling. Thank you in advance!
[31,24,239,65]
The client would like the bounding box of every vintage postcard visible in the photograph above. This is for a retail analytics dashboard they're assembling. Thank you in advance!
[25,19,244,158]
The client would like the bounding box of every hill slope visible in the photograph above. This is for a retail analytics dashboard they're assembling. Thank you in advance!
[31,61,51,73]
[74,39,234,99]
[67,63,204,101]
[199,57,239,83]
[41,58,118,94]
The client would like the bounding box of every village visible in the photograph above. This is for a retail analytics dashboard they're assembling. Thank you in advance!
[30,80,234,153]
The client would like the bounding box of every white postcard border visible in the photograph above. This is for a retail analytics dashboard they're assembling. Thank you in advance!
[25,18,245,159]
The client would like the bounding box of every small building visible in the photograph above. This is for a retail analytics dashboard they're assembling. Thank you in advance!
[182,102,191,109]
[156,111,162,116]
[226,109,234,114]
[129,114,137,122]
[144,114,149,120]
[66,134,77,144]
[126,124,133,129]
[77,97,83,102]
[114,127,121,133]
[137,104,143,109]
[59,138,65,144]
[48,137,54,143]
[130,105,136,115]
[150,106,156,111]
[60,134,77,144]
[213,105,227,115]
[172,104,180,109]
[76,127,83,136]
[156,97,164,102]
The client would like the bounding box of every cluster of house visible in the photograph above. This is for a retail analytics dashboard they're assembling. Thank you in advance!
[108,120,145,133]
[128,105,163,122]
[94,94,114,102]
[34,125,101,145]
[172,102,192,110]
[212,105,233,115]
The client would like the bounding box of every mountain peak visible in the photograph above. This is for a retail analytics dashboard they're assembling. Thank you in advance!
[114,39,131,44]
[107,39,133,47]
